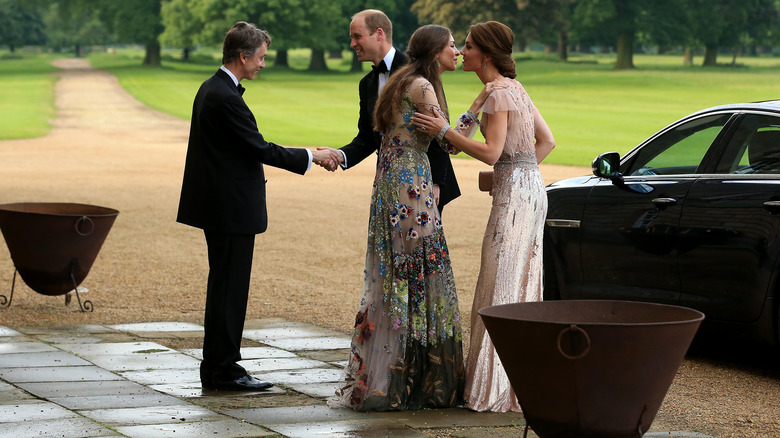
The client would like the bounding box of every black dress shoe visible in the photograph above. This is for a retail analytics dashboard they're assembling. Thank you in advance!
[203,375,274,391]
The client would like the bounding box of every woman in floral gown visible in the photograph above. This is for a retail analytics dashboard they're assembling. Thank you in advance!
[331,24,465,411]
[412,21,556,412]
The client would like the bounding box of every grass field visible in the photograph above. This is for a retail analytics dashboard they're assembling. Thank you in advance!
[0,52,59,139]
[3,48,780,167]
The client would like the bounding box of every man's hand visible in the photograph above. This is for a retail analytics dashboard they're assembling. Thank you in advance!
[312,147,343,171]
[313,147,343,171]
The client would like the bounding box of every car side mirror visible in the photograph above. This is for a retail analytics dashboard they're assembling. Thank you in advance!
[592,152,624,185]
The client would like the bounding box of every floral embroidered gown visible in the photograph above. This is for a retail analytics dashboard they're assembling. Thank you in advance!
[461,78,548,412]
[333,77,465,411]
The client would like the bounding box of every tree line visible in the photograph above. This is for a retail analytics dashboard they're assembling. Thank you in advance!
[1,0,778,70]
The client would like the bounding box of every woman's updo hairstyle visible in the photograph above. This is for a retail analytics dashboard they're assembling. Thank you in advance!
[468,21,516,79]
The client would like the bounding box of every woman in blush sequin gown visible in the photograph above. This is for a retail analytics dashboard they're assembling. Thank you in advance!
[330,24,465,412]
[412,21,556,412]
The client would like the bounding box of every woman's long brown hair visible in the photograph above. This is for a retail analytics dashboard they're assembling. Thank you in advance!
[374,25,452,133]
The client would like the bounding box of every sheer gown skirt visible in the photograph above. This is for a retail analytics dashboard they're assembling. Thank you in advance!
[464,158,548,412]
[332,146,465,411]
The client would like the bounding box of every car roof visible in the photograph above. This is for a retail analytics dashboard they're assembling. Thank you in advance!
[691,100,780,117]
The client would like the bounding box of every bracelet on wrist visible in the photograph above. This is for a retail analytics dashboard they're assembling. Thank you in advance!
[437,124,451,142]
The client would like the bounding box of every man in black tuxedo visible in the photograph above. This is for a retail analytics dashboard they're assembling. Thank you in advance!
[318,9,460,210]
[177,22,328,391]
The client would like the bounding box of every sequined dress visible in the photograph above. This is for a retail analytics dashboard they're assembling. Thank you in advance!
[332,77,465,411]
[462,79,548,412]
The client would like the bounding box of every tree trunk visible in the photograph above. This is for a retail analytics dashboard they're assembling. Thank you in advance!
[615,29,634,69]
[350,51,362,72]
[143,40,161,66]
[557,31,568,61]
[328,49,342,59]
[702,44,718,66]
[275,49,289,68]
[683,46,693,66]
[75,44,83,57]
[308,48,328,71]
[182,47,190,62]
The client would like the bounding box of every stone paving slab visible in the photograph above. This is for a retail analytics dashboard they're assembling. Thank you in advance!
[79,404,224,426]
[108,322,204,332]
[376,407,525,429]
[87,352,201,372]
[0,327,22,337]
[0,350,93,368]
[181,346,296,360]
[55,341,175,357]
[0,342,58,354]
[48,392,186,410]
[114,419,273,438]
[0,365,122,383]
[263,336,351,351]
[17,380,157,398]
[265,418,428,437]
[0,401,79,422]
[1,416,120,438]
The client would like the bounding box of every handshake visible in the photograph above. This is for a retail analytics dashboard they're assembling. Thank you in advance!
[311,147,345,172]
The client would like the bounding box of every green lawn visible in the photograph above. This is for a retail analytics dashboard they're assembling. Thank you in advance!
[0,52,59,139]
[3,48,780,167]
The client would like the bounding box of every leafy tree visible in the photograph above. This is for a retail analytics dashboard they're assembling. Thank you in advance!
[43,0,110,56]
[98,0,164,65]
[160,0,203,61]
[0,0,47,52]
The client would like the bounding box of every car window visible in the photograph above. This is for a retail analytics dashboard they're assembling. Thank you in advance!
[625,114,731,176]
[713,114,780,174]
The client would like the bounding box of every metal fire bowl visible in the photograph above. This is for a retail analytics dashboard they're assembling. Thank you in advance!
[0,202,119,296]
[479,300,704,438]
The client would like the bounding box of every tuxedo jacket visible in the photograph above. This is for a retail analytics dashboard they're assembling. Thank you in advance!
[177,69,309,235]
[340,51,461,208]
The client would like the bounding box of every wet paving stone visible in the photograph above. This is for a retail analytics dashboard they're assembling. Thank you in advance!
[108,322,204,332]
[224,404,370,425]
[0,350,93,368]
[181,346,296,360]
[286,382,341,398]
[17,380,156,398]
[0,326,22,337]
[300,349,351,363]
[0,401,79,422]
[241,357,329,373]
[87,352,200,372]
[151,382,286,398]
[114,418,273,437]
[1,416,119,437]
[255,367,345,385]
[119,367,200,386]
[243,326,338,342]
[33,335,105,344]
[263,336,351,351]
[375,408,525,429]
[0,381,35,403]
[49,392,185,410]
[79,404,224,426]
[265,418,428,437]
[55,341,174,357]
[0,365,122,383]
[0,342,58,354]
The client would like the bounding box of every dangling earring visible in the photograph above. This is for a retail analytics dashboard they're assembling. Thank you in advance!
[482,60,487,72]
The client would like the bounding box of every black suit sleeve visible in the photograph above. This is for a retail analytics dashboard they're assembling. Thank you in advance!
[339,73,380,168]
[220,92,309,175]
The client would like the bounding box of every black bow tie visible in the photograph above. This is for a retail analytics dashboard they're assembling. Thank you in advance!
[373,62,388,74]
[237,83,245,95]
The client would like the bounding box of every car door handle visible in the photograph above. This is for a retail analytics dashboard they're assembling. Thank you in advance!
[763,201,780,214]
[651,198,677,209]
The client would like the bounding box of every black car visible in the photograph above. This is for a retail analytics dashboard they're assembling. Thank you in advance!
[544,100,780,345]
